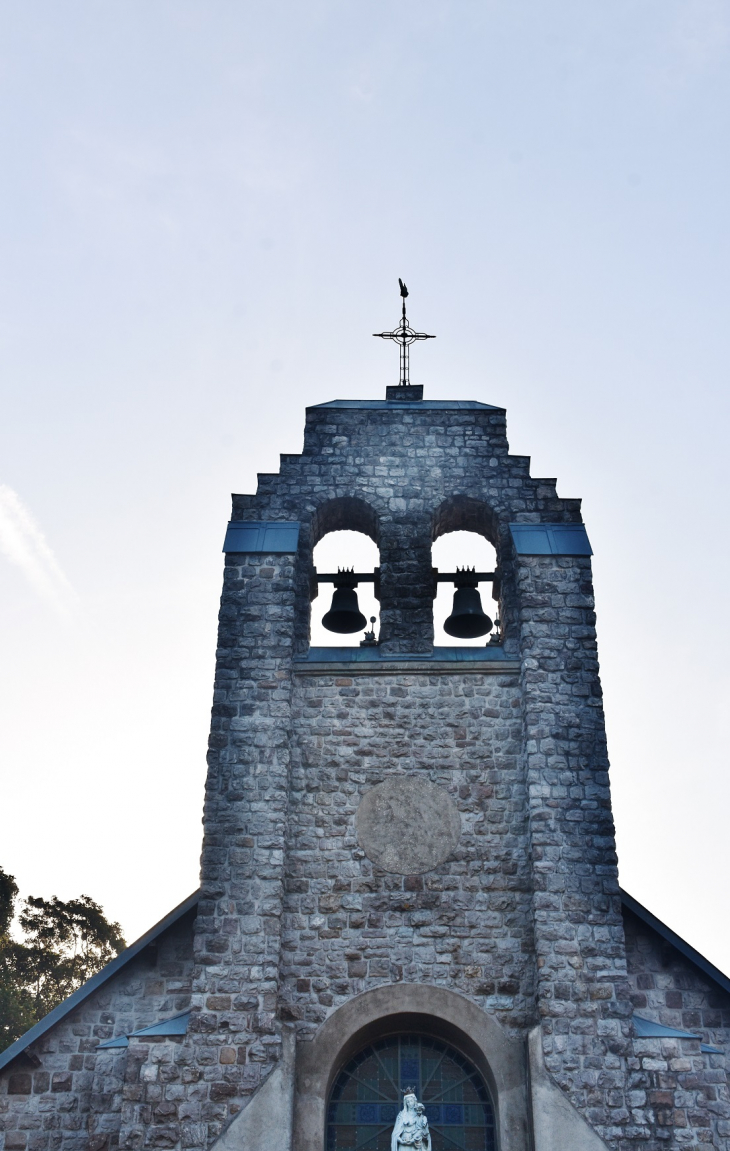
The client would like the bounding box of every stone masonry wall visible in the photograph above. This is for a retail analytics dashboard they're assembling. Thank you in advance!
[518,553,635,1147]
[280,668,535,1039]
[624,910,730,1149]
[186,552,298,1149]
[0,912,195,1151]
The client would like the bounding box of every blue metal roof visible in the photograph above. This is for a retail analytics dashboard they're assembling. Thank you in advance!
[309,399,500,411]
[0,891,199,1072]
[509,523,593,556]
[96,1010,191,1050]
[223,521,300,554]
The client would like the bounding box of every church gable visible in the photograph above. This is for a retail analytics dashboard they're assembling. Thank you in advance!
[0,899,197,1151]
[621,898,730,1146]
[623,900,730,1047]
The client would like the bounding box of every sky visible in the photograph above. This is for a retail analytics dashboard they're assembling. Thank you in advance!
[1,1,729,970]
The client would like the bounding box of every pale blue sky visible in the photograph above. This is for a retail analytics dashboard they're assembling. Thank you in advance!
[1,2,729,968]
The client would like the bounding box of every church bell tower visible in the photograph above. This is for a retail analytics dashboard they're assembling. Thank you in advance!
[3,288,728,1151]
[191,286,631,1151]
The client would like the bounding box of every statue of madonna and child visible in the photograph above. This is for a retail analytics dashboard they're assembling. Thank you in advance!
[390,1091,431,1151]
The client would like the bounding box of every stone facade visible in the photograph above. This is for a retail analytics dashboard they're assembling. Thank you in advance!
[2,388,729,1151]
[3,904,728,1151]
[281,669,534,1036]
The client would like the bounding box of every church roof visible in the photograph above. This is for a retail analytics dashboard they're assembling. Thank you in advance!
[1,888,728,1073]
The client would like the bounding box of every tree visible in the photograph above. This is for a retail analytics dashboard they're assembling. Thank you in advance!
[0,868,35,1051]
[0,868,126,1052]
[0,868,18,936]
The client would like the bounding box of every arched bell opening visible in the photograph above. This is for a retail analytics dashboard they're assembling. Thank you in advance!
[431,531,499,647]
[431,497,501,648]
[311,529,381,648]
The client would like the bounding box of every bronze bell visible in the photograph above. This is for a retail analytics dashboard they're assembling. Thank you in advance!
[444,577,493,639]
[322,578,367,634]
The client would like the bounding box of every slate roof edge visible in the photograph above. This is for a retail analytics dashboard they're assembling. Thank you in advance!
[621,888,730,997]
[0,890,200,1072]
[307,399,503,411]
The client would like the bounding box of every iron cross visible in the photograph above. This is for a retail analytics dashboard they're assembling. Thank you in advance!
[373,279,435,387]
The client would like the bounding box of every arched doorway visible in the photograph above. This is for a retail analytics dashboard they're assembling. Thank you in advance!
[326,1032,496,1150]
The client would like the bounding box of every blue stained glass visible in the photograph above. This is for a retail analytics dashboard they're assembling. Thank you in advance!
[400,1059,419,1082]
[443,1104,463,1125]
[327,1034,495,1150]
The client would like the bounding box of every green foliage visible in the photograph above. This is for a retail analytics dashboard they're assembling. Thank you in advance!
[0,867,126,1053]
[0,868,18,936]
[0,868,34,1051]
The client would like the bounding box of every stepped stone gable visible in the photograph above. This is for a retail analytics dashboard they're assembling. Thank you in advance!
[2,388,729,1151]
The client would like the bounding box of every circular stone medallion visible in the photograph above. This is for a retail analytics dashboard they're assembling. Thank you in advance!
[355,776,461,875]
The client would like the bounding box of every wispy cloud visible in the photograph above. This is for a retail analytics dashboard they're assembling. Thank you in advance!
[0,486,77,618]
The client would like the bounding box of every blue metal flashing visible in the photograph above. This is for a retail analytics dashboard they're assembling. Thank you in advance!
[509,523,593,556]
[96,1010,191,1050]
[621,888,730,999]
[310,399,499,411]
[632,1015,721,1053]
[0,891,200,1072]
[223,521,300,554]
[134,1010,190,1037]
[633,1014,701,1039]
[299,646,513,664]
[95,1034,128,1049]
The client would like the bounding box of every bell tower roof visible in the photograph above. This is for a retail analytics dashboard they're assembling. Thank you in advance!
[310,398,501,410]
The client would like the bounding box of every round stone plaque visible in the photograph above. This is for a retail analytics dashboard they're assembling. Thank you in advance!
[355,776,461,875]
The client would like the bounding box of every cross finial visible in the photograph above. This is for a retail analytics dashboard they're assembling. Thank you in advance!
[373,280,435,388]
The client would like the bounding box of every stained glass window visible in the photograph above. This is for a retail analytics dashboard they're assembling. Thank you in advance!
[326,1033,496,1151]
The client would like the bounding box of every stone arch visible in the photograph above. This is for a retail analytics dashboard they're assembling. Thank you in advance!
[311,495,380,547]
[432,495,499,548]
[293,983,530,1151]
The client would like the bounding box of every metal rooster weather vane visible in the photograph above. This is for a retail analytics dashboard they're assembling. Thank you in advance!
[373,279,435,387]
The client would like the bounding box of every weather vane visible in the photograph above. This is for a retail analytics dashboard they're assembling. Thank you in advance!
[373,279,435,387]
